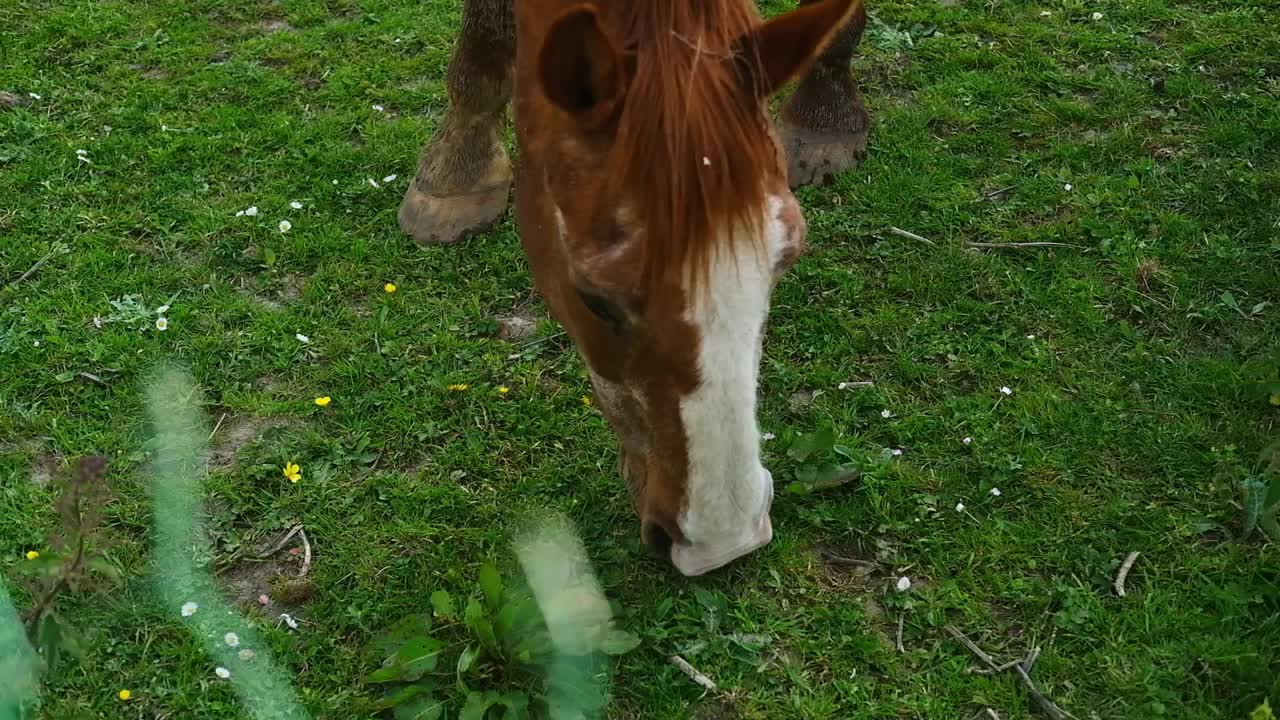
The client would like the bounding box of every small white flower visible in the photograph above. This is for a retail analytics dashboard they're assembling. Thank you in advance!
[29,92,42,100]
[1026,334,1036,339]
[955,502,966,512]
[238,649,256,661]
[895,576,911,592]
[289,201,303,210]
[33,340,40,347]
[278,220,292,233]
[880,409,892,419]
[990,487,1002,496]
[157,305,170,314]
[215,666,231,679]
[180,601,198,617]
[761,432,776,441]
[1000,386,1013,396]
[280,613,299,630]
[382,174,397,183]
[891,448,904,456]
[367,178,380,188]
[1091,11,1103,20]
[963,436,973,445]
[76,154,92,164]
[372,104,384,112]
[332,179,338,185]
[223,632,240,647]
[244,206,258,217]
[295,333,310,344]
[75,149,89,156]
[93,315,103,328]
[155,317,169,331]
[1039,10,1052,16]
[1063,183,1073,191]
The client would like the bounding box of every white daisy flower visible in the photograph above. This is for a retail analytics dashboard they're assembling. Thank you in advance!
[891,448,904,456]
[1091,11,1103,20]
[238,649,256,661]
[180,601,198,617]
[29,92,42,100]
[278,220,292,233]
[895,576,911,592]
[761,432,776,441]
[223,632,240,647]
[1063,183,1073,191]
[963,436,973,445]
[155,317,169,331]
[215,666,231,679]
[295,333,310,344]
[881,409,893,419]
[372,104,384,112]
[1000,386,1013,396]
[244,206,258,217]
[955,502,966,512]
[289,201,303,209]
[280,613,299,630]
[990,487,1002,496]
[1039,10,1052,16]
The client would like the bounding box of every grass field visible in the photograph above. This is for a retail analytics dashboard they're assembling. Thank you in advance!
[2,0,1279,717]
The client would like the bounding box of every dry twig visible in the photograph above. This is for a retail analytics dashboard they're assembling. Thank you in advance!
[818,548,880,570]
[945,625,1075,720]
[896,614,905,653]
[208,412,228,442]
[887,227,1082,251]
[1114,551,1140,597]
[4,244,70,291]
[888,226,936,246]
[965,241,1082,250]
[258,524,303,558]
[669,655,716,692]
[297,528,312,578]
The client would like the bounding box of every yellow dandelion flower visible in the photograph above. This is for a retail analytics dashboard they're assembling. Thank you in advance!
[25,550,39,561]
[283,462,302,483]
[580,395,592,407]
[314,396,331,407]
[384,282,397,294]
[497,386,510,394]
[118,689,132,701]
[447,383,469,392]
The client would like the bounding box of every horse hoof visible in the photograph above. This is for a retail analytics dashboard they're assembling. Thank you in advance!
[779,122,869,189]
[397,179,512,246]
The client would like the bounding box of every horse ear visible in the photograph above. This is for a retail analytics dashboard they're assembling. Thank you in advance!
[735,0,861,99]
[538,4,626,128]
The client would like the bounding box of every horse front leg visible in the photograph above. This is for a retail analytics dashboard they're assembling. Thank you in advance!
[778,0,871,188]
[399,0,515,245]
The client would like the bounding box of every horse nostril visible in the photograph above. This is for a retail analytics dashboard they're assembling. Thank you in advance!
[641,520,673,558]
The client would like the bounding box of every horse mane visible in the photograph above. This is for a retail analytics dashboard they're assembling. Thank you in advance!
[600,0,779,296]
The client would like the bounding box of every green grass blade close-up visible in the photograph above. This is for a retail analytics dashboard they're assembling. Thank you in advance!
[1,0,1278,718]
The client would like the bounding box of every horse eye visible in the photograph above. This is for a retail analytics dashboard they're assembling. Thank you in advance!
[576,287,626,333]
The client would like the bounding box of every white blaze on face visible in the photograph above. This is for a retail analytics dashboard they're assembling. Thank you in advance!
[672,194,801,576]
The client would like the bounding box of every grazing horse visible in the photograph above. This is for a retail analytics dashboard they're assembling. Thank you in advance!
[439,0,862,577]
[398,0,871,246]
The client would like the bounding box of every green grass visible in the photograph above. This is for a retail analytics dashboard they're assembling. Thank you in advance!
[2,0,1279,717]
